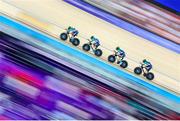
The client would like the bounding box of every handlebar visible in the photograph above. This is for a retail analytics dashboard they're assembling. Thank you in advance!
[86,39,92,45]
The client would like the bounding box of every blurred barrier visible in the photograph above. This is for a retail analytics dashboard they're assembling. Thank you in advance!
[0,34,179,119]
[83,0,180,44]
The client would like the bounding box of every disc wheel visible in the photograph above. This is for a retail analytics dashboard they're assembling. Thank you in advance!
[134,67,142,75]
[82,44,90,51]
[120,60,128,68]
[60,33,68,41]
[108,55,116,63]
[146,72,154,80]
[94,49,102,57]
[72,38,80,46]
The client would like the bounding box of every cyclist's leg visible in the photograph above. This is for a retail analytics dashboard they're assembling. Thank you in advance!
[117,55,122,64]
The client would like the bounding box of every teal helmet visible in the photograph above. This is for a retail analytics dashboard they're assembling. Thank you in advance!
[116,47,121,51]
[91,36,95,39]
[143,59,147,63]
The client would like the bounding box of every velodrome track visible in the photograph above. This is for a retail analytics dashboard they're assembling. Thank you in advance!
[1,23,179,113]
[1,16,180,113]
[0,0,179,94]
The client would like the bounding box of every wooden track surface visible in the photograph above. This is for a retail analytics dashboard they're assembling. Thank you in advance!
[0,0,179,94]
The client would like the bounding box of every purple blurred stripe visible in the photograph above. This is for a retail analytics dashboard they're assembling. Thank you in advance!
[3,110,28,120]
[64,0,180,53]
[0,56,117,119]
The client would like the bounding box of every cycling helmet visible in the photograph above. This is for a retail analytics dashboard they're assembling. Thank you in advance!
[91,36,95,39]
[116,47,121,51]
[68,26,71,30]
[143,59,147,63]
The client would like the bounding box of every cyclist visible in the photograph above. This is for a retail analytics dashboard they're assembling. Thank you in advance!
[115,47,126,64]
[90,36,100,49]
[142,59,152,73]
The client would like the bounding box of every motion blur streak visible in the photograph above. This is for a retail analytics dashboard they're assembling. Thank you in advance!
[0,16,179,102]
[64,0,180,53]
[3,76,40,99]
[0,15,179,120]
